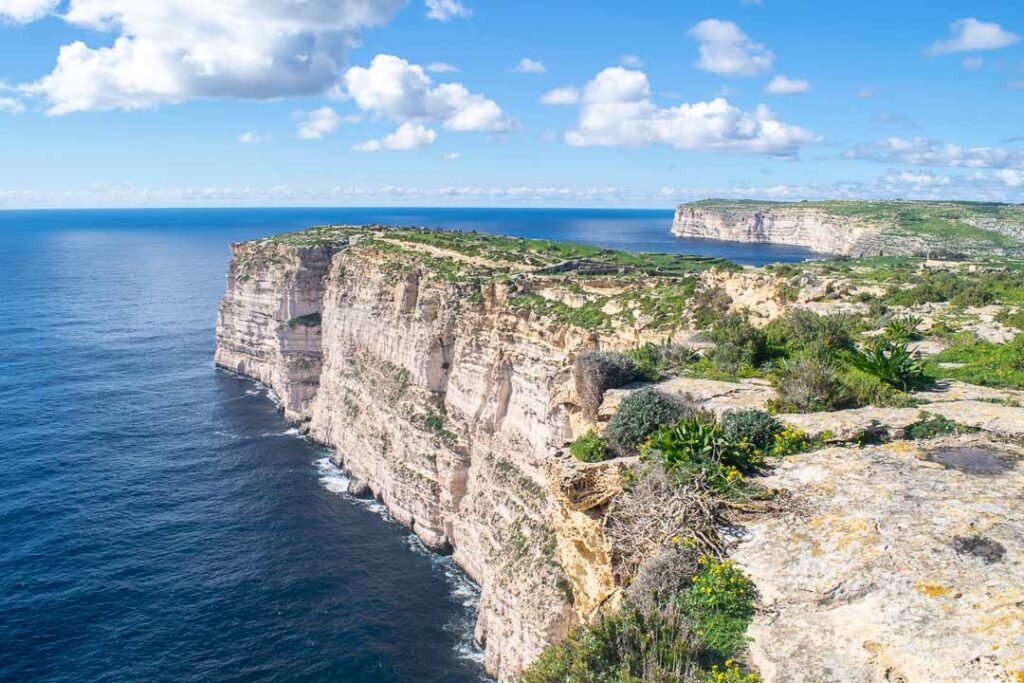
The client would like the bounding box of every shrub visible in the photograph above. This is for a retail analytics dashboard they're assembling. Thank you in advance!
[676,557,757,660]
[644,416,762,496]
[924,334,1024,389]
[627,343,666,382]
[995,307,1024,331]
[720,410,782,454]
[606,389,693,454]
[574,350,638,418]
[839,367,917,408]
[569,431,609,463]
[519,604,702,683]
[707,313,768,373]
[770,425,818,457]
[772,354,850,413]
[905,413,977,440]
[765,309,855,357]
[848,339,927,391]
[692,286,732,329]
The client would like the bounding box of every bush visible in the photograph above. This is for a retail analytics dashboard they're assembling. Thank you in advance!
[520,604,702,683]
[676,557,756,659]
[574,350,638,418]
[692,286,732,329]
[569,431,609,463]
[707,313,768,373]
[720,410,782,454]
[627,343,666,382]
[839,367,917,408]
[644,416,762,497]
[605,389,693,454]
[995,307,1024,331]
[848,339,927,391]
[765,309,856,357]
[905,413,977,440]
[772,353,850,413]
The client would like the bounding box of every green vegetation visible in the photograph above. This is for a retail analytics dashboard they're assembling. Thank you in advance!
[706,313,769,374]
[904,413,977,440]
[569,431,609,463]
[720,410,783,455]
[924,335,1024,389]
[605,389,692,454]
[847,340,928,391]
[883,315,924,342]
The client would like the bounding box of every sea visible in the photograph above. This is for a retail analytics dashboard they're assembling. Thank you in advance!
[0,207,815,683]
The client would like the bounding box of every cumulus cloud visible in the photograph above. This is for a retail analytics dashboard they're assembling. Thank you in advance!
[238,131,269,144]
[765,75,810,95]
[563,67,818,157]
[688,19,773,76]
[928,18,1020,56]
[353,122,437,151]
[20,0,405,114]
[512,58,547,74]
[844,136,1024,169]
[0,96,25,113]
[0,0,57,23]
[540,87,580,105]
[296,107,342,140]
[997,170,1023,187]
[426,62,459,73]
[425,0,471,21]
[344,54,511,132]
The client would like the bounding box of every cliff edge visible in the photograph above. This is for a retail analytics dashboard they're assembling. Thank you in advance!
[672,199,1024,257]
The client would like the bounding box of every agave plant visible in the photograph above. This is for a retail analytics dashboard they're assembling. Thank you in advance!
[883,314,924,342]
[848,339,926,391]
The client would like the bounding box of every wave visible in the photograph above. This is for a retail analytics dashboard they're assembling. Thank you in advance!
[315,456,487,673]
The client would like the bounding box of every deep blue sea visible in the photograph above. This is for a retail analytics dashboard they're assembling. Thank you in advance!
[0,208,814,683]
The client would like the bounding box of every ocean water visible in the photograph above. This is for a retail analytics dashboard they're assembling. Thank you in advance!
[0,208,813,683]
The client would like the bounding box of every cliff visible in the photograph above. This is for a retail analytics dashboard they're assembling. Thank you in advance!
[672,199,1024,257]
[216,225,1024,682]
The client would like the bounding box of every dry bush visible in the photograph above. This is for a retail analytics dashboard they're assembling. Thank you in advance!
[605,465,724,585]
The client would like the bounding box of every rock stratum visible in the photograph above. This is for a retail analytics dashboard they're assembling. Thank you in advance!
[672,199,1024,257]
[215,225,1024,682]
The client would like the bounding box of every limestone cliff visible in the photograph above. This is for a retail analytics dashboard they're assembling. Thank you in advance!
[216,226,1024,682]
[672,199,1024,257]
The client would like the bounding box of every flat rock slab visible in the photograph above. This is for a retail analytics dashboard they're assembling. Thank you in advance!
[733,438,1024,683]
[916,380,1024,405]
[778,407,922,442]
[598,377,776,421]
[926,400,1024,439]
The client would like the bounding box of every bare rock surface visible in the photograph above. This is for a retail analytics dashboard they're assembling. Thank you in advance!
[598,377,776,421]
[733,437,1024,683]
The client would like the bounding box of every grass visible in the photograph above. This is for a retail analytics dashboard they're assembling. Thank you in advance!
[924,336,1024,388]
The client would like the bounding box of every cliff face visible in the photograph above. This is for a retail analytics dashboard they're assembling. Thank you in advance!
[672,200,1024,257]
[672,204,899,256]
[215,233,620,680]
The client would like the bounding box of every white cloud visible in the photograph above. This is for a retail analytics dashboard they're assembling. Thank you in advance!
[619,54,644,68]
[962,56,984,70]
[238,131,269,144]
[0,96,25,113]
[353,122,437,151]
[928,18,1020,56]
[882,171,952,187]
[765,75,810,95]
[21,0,405,115]
[564,67,817,157]
[844,136,1024,169]
[296,107,342,140]
[857,87,878,99]
[0,0,58,23]
[512,58,546,74]
[540,86,580,105]
[344,54,511,132]
[425,0,471,21]
[442,152,461,161]
[997,170,1023,187]
[688,19,773,76]
[426,62,460,73]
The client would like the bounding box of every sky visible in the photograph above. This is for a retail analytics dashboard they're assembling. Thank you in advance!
[1,0,1023,209]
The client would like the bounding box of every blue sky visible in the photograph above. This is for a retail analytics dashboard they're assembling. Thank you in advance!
[1,0,1023,208]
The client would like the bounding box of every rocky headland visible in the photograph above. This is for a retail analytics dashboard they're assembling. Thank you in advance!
[215,225,1024,682]
[672,199,1024,258]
